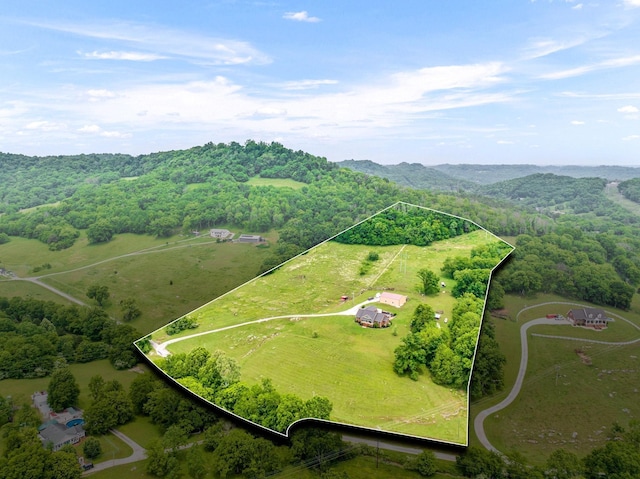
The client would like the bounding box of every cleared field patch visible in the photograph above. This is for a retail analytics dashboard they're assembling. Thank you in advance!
[41,238,274,334]
[246,176,307,189]
[152,230,491,344]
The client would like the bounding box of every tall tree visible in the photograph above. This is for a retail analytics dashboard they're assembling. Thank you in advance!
[47,368,79,411]
[416,268,440,295]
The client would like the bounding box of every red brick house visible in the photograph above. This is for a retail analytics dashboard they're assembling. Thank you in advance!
[355,306,393,328]
[567,307,609,329]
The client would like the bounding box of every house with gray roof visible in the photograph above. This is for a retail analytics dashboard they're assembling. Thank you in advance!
[38,422,85,451]
[355,306,393,328]
[567,307,609,328]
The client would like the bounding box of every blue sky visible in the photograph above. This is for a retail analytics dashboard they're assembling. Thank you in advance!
[1,1,640,165]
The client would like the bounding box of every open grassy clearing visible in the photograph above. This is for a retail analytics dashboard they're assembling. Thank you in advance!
[39,235,275,334]
[151,229,509,443]
[471,293,640,463]
[0,232,204,277]
[246,176,307,189]
[116,415,163,449]
[605,182,640,217]
[152,229,495,343]
[0,279,74,304]
[0,360,148,411]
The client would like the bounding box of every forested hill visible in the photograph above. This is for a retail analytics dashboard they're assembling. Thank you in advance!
[0,141,336,214]
[336,159,475,192]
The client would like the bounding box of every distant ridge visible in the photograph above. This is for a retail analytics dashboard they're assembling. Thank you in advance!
[336,159,640,186]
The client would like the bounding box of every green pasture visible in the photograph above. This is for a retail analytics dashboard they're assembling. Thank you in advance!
[0,232,200,277]
[246,176,307,189]
[471,293,640,463]
[0,279,74,304]
[40,236,275,334]
[605,182,640,217]
[151,229,510,444]
[89,432,134,464]
[153,229,498,343]
[169,314,467,442]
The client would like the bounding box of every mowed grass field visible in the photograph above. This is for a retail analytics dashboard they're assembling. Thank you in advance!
[152,229,511,444]
[472,293,640,464]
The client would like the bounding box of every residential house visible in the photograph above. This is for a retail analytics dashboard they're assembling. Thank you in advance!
[355,306,393,328]
[567,308,609,328]
[38,422,86,451]
[210,228,232,239]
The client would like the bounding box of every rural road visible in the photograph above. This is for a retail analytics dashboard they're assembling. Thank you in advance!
[342,435,457,462]
[474,303,640,453]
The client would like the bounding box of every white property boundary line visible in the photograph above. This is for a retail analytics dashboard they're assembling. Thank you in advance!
[135,201,514,446]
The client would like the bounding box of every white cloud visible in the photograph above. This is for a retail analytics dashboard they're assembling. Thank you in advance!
[541,55,640,80]
[623,0,640,8]
[617,105,639,113]
[29,20,271,66]
[78,124,101,133]
[622,134,640,140]
[571,120,585,125]
[281,79,338,90]
[25,121,66,131]
[522,37,589,59]
[87,89,116,98]
[77,124,131,138]
[497,140,514,144]
[572,3,583,9]
[81,51,166,61]
[283,11,321,22]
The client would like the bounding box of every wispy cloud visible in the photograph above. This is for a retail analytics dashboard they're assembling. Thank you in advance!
[541,55,640,79]
[571,120,585,125]
[280,79,338,90]
[617,105,639,113]
[622,134,640,140]
[25,120,66,131]
[522,37,590,59]
[623,0,640,8]
[283,11,321,23]
[80,51,167,61]
[26,19,271,65]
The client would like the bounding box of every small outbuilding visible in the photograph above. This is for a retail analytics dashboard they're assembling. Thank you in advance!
[379,292,407,308]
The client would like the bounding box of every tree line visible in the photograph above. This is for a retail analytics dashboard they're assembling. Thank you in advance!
[155,346,332,434]
[0,296,140,378]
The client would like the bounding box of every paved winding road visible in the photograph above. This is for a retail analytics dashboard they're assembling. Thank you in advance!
[474,303,640,453]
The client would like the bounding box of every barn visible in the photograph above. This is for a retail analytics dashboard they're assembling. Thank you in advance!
[379,292,407,308]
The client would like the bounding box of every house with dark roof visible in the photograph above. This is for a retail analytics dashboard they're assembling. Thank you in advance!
[567,307,609,328]
[38,422,85,451]
[237,234,264,243]
[355,306,393,328]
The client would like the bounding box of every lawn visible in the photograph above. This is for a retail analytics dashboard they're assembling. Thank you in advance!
[471,293,640,464]
[0,279,74,304]
[149,229,511,444]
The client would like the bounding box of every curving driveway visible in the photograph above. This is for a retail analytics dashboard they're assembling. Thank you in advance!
[474,303,640,453]
[152,300,379,357]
